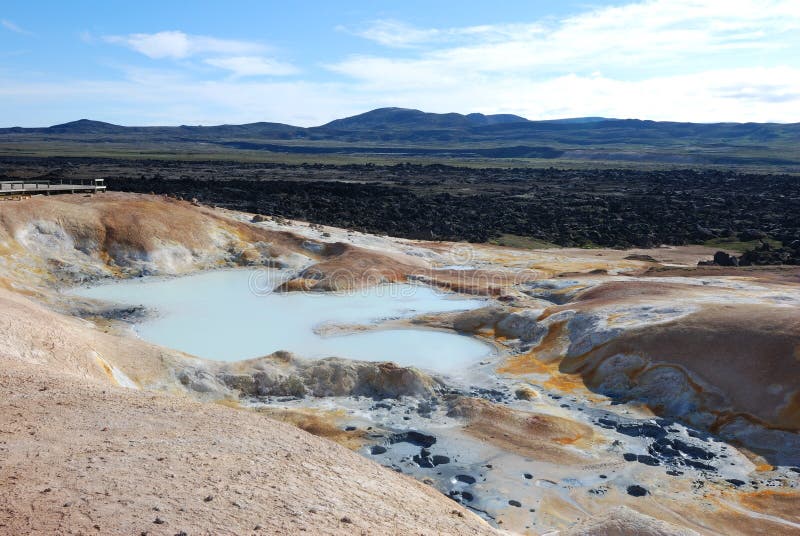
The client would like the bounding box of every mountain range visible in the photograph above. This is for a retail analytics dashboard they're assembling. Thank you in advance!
[2,107,799,167]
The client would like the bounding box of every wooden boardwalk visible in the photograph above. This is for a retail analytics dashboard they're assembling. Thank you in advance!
[0,178,106,197]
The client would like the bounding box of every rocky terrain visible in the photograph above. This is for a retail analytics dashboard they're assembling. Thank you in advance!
[1,192,799,535]
[2,157,798,258]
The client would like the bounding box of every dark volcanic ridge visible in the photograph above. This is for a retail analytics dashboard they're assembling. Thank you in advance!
[2,107,800,167]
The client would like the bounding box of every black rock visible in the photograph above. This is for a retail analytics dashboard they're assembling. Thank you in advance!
[637,455,661,466]
[370,445,387,455]
[455,474,476,485]
[726,479,746,487]
[412,454,434,468]
[739,229,766,241]
[623,453,638,462]
[615,422,667,440]
[672,438,715,460]
[448,490,474,504]
[713,251,738,266]
[389,431,437,448]
[626,485,649,497]
[597,418,616,429]
[508,499,522,507]
[682,459,716,472]
[649,438,681,459]
[524,473,533,479]
[432,455,450,466]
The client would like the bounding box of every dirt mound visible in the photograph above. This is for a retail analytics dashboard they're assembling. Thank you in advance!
[563,506,699,536]
[0,364,497,535]
[565,304,800,464]
[205,354,443,399]
[277,241,428,291]
[0,193,317,287]
[0,287,170,387]
[446,396,597,464]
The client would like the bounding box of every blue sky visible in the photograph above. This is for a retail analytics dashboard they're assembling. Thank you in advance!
[1,0,799,126]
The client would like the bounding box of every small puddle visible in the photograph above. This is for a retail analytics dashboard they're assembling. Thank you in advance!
[72,269,492,372]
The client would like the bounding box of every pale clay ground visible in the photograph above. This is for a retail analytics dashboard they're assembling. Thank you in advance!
[1,193,798,535]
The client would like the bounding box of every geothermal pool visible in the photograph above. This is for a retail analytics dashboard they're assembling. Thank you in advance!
[72,269,493,372]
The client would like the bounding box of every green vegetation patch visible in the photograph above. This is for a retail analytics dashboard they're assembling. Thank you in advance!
[489,234,560,250]
[703,236,782,253]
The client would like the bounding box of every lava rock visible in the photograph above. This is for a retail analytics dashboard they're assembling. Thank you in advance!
[615,422,667,440]
[649,438,681,459]
[412,454,434,468]
[682,459,716,472]
[448,490,474,504]
[626,485,649,497]
[432,455,450,466]
[672,438,715,460]
[389,431,437,448]
[597,418,616,429]
[713,251,739,267]
[455,474,476,485]
[637,455,661,467]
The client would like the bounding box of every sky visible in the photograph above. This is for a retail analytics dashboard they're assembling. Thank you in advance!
[1,0,799,126]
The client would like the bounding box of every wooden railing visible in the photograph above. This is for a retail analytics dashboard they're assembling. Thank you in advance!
[0,178,106,196]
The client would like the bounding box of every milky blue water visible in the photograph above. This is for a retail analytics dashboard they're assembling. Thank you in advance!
[71,269,492,372]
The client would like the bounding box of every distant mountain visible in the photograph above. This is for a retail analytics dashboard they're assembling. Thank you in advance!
[317,107,529,131]
[47,119,128,134]
[1,108,799,167]
[542,117,611,124]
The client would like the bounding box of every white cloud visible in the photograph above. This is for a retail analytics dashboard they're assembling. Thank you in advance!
[3,0,800,125]
[345,19,543,48]
[2,64,799,127]
[103,30,298,78]
[346,20,440,48]
[321,0,800,122]
[1,19,32,36]
[105,30,265,59]
[340,0,800,77]
[204,56,298,77]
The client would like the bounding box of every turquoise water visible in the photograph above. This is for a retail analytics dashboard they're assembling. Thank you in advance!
[72,269,492,372]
